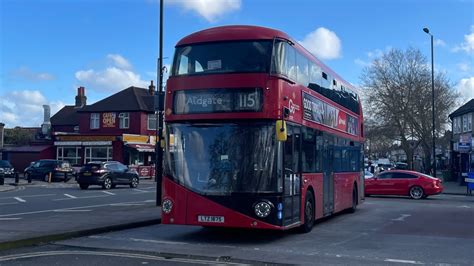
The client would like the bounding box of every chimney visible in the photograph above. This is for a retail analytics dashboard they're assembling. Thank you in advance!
[148,80,155,96]
[75,86,87,108]
[41,105,51,136]
[0,123,4,149]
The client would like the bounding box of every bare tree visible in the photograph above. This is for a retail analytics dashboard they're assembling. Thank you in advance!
[361,48,458,173]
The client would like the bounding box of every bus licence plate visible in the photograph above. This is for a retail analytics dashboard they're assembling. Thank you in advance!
[198,215,224,223]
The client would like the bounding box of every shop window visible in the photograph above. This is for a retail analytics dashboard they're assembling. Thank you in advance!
[57,147,81,165]
[85,147,112,163]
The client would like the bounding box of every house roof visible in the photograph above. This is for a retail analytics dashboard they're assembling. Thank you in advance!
[51,106,80,126]
[79,87,154,113]
[449,98,474,119]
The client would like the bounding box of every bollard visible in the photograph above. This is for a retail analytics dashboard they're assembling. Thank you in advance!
[15,173,19,184]
[48,172,52,183]
[0,174,4,186]
[27,173,32,183]
[64,172,67,183]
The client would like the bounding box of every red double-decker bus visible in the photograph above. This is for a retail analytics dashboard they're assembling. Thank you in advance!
[161,25,364,232]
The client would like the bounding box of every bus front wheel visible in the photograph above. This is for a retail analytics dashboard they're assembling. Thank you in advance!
[299,190,315,233]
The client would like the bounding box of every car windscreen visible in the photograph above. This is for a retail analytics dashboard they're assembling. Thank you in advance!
[0,161,12,168]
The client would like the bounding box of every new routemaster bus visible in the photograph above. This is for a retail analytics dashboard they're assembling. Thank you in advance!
[161,25,364,232]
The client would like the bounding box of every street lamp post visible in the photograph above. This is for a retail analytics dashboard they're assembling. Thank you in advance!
[423,27,436,177]
[155,0,164,205]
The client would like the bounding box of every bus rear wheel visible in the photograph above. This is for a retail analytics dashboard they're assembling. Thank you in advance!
[348,185,358,213]
[299,191,315,233]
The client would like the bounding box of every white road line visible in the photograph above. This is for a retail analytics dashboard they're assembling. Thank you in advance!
[392,214,411,221]
[0,193,56,200]
[0,218,22,221]
[53,195,109,201]
[64,194,77,199]
[0,200,155,217]
[110,203,145,206]
[457,205,472,208]
[102,191,115,195]
[53,209,92,212]
[384,258,423,264]
[13,197,26,203]
[133,189,148,193]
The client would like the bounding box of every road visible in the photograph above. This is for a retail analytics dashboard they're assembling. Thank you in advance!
[0,179,160,244]
[1,193,473,265]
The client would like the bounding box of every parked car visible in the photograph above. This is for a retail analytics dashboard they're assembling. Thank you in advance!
[24,160,73,182]
[365,170,443,199]
[364,170,374,179]
[394,162,408,170]
[0,160,18,178]
[76,161,139,190]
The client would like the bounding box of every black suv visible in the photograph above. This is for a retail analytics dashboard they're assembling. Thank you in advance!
[0,160,17,178]
[76,161,139,190]
[24,160,73,182]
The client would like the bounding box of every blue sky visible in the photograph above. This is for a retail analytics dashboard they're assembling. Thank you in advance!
[1,0,473,127]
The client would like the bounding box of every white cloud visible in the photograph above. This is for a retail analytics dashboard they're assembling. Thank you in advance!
[299,27,342,60]
[452,25,474,54]
[107,54,132,70]
[354,58,370,67]
[0,90,65,127]
[167,0,241,22]
[434,39,446,47]
[12,67,55,81]
[75,54,148,93]
[456,77,474,99]
[458,62,471,72]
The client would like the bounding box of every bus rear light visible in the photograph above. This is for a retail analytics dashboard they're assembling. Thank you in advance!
[254,201,273,218]
[162,199,173,214]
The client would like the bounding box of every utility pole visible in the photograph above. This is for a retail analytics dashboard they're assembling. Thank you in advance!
[155,0,164,206]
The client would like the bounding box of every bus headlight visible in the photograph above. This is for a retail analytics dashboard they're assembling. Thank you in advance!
[162,199,173,214]
[254,201,273,218]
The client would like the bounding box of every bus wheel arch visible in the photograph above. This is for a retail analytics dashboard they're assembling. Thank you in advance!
[348,182,358,213]
[299,187,315,233]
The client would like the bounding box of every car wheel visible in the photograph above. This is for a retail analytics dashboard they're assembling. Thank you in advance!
[299,190,315,233]
[130,176,139,188]
[79,183,89,190]
[102,177,112,190]
[409,186,424,199]
[348,185,358,213]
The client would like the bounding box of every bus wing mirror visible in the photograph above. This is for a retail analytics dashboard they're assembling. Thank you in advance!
[276,120,287,142]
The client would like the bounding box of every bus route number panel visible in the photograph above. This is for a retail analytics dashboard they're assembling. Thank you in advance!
[173,88,263,114]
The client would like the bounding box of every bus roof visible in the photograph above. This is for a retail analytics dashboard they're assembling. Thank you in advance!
[176,25,358,96]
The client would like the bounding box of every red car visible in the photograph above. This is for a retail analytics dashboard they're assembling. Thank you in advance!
[365,170,443,199]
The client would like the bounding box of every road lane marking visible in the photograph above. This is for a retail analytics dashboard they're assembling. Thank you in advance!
[64,194,77,199]
[102,191,115,195]
[392,214,411,221]
[384,259,423,264]
[457,205,472,208]
[0,200,155,217]
[0,218,22,220]
[111,203,145,206]
[13,197,26,203]
[53,195,108,201]
[0,193,56,200]
[133,189,148,193]
[53,209,92,212]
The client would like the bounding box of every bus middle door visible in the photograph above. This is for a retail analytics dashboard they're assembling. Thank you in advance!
[283,126,301,226]
[322,135,334,216]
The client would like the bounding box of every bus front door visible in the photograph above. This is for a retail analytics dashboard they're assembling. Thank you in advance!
[322,139,334,216]
[283,126,301,226]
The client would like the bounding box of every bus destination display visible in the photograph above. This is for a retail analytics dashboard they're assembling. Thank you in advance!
[174,88,262,114]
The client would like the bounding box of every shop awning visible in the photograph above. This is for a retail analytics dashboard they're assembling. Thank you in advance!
[127,143,156,153]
